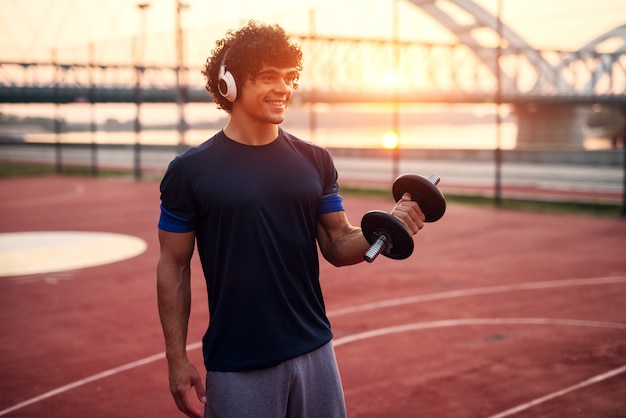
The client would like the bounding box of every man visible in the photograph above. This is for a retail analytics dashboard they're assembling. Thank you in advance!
[157,21,424,418]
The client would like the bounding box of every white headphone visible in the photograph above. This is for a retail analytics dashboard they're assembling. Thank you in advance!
[217,53,237,102]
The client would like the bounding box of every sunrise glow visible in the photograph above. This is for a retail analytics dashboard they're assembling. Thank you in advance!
[381,130,399,149]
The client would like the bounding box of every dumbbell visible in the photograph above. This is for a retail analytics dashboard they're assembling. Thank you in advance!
[361,173,446,263]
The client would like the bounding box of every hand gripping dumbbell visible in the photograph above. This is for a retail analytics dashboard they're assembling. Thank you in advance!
[361,173,446,263]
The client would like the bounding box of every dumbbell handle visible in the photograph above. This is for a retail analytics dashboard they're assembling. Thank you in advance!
[364,234,389,263]
[427,173,441,186]
[363,173,441,263]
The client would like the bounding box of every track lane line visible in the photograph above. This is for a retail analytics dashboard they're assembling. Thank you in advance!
[2,275,625,416]
[327,276,626,317]
[4,318,624,416]
[486,364,626,418]
[332,317,626,347]
[0,344,201,416]
[1,181,85,208]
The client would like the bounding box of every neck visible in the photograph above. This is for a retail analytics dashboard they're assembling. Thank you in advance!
[223,117,279,146]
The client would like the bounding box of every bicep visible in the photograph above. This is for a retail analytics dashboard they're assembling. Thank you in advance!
[317,211,351,242]
[158,229,196,267]
[157,230,196,304]
[316,211,368,266]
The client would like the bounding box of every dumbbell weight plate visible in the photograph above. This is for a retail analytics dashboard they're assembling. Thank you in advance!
[392,174,446,222]
[361,210,415,260]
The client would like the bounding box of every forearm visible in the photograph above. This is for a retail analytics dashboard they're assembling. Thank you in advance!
[157,260,192,362]
[318,224,370,267]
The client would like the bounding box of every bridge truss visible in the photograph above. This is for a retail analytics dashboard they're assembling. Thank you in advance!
[0,0,624,106]
[0,37,624,106]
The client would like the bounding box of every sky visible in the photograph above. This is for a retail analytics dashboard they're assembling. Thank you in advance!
[1,0,625,65]
[0,0,623,150]
[0,0,624,127]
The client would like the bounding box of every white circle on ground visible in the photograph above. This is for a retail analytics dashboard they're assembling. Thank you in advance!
[0,231,148,277]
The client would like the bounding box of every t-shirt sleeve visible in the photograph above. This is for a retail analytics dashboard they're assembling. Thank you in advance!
[158,157,197,232]
[319,148,344,215]
[320,193,344,214]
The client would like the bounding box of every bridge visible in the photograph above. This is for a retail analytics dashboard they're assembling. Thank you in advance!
[1,0,625,149]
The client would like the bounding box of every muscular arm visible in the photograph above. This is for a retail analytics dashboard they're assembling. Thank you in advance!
[157,229,206,417]
[316,210,370,267]
[316,193,425,267]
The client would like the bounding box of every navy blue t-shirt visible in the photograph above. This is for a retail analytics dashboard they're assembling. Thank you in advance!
[159,129,343,371]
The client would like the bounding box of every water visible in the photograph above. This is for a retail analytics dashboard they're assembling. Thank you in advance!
[21,123,613,150]
[7,102,615,150]
[22,123,517,148]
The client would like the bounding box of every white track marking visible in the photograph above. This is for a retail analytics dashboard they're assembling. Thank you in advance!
[486,364,626,418]
[332,318,626,418]
[0,342,202,416]
[3,318,623,416]
[2,276,626,416]
[327,276,626,317]
[2,181,85,208]
[0,231,147,278]
[332,317,626,346]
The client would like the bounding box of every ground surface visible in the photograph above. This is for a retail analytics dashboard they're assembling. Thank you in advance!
[1,176,625,417]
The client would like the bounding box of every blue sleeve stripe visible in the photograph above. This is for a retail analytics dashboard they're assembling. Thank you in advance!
[158,204,193,232]
[320,193,344,214]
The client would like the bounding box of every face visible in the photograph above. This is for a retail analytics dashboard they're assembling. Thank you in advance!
[235,66,298,125]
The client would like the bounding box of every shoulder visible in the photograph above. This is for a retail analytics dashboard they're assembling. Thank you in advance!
[177,131,226,161]
[279,129,333,161]
[167,130,232,172]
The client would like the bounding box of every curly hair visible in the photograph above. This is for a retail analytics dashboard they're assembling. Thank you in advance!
[201,21,303,113]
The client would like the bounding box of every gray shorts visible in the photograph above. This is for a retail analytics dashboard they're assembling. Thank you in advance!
[204,341,347,418]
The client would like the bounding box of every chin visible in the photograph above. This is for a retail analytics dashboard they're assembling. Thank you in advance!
[268,115,285,125]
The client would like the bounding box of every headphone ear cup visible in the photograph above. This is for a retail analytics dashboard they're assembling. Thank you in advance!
[218,66,237,102]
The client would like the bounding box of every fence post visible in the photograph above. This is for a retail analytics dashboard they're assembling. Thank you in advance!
[53,49,63,174]
[622,105,626,217]
[494,0,503,207]
[89,43,99,177]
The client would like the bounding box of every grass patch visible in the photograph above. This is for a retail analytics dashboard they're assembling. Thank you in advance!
[0,161,133,178]
[445,193,623,217]
[340,185,623,218]
[339,185,390,200]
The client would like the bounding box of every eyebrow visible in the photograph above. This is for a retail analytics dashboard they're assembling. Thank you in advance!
[256,68,297,77]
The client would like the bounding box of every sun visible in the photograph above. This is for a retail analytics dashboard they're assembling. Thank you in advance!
[381,130,399,149]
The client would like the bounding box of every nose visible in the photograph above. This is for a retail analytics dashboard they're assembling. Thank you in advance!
[274,78,291,94]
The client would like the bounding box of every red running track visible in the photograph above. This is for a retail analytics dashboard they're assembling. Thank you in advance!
[0,176,625,417]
